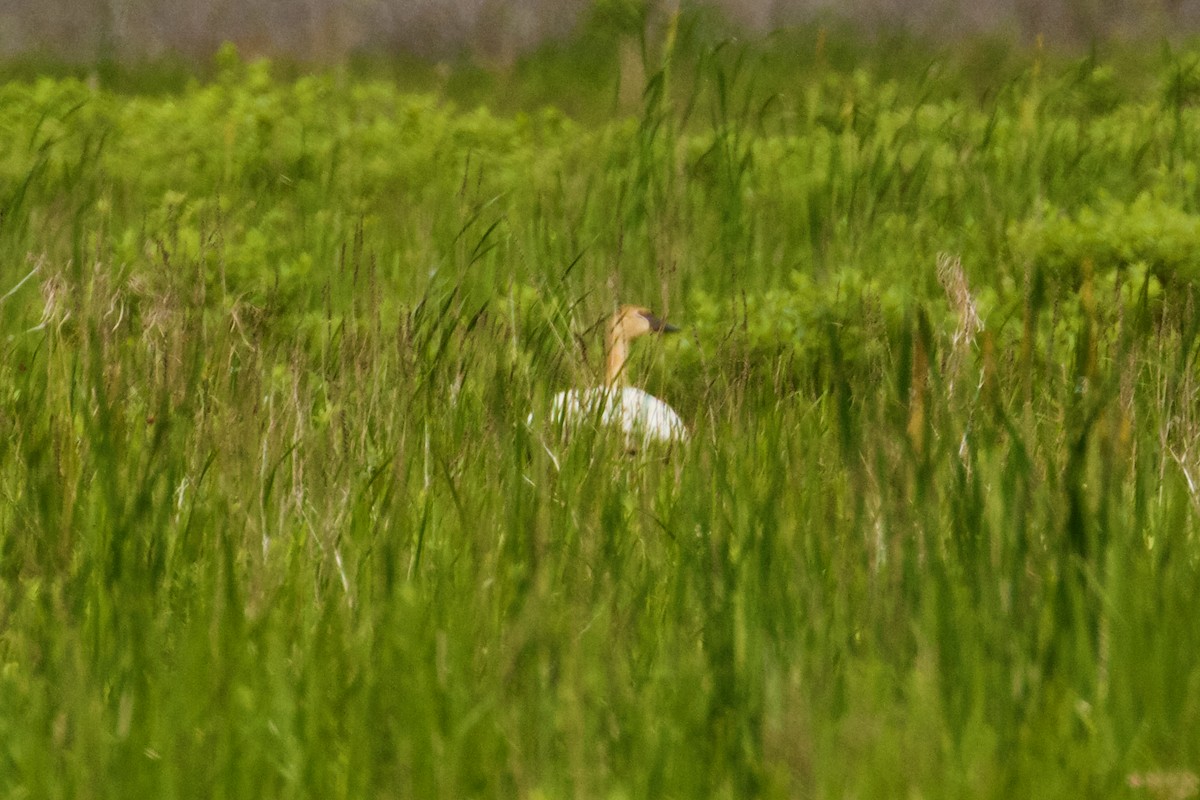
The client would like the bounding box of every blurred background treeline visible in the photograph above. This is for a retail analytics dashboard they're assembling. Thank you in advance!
[1,0,1198,66]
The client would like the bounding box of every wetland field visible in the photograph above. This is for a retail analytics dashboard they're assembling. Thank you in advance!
[2,21,1200,798]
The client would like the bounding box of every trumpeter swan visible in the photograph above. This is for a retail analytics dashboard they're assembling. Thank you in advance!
[534,304,688,447]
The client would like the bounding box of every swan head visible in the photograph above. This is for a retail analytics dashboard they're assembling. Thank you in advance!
[610,305,680,343]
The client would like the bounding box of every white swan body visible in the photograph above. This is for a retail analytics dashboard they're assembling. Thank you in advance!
[547,386,688,446]
[529,304,688,450]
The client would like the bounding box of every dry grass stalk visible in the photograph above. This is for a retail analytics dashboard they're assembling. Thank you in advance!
[936,252,983,398]
[1156,294,1200,516]
[936,252,985,470]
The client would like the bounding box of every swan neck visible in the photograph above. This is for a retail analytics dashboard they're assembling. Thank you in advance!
[605,325,628,386]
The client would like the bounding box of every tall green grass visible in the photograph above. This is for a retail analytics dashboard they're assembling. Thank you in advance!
[1,29,1199,798]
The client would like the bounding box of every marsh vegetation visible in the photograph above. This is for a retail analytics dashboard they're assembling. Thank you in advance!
[2,26,1200,798]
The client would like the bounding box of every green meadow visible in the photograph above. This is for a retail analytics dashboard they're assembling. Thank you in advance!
[2,20,1200,798]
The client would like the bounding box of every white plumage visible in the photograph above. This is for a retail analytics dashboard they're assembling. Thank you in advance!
[529,304,688,449]
[546,385,688,446]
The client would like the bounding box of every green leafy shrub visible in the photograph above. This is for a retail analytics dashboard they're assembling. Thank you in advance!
[1012,192,1200,287]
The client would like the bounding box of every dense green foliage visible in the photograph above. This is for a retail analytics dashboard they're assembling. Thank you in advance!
[2,26,1200,798]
